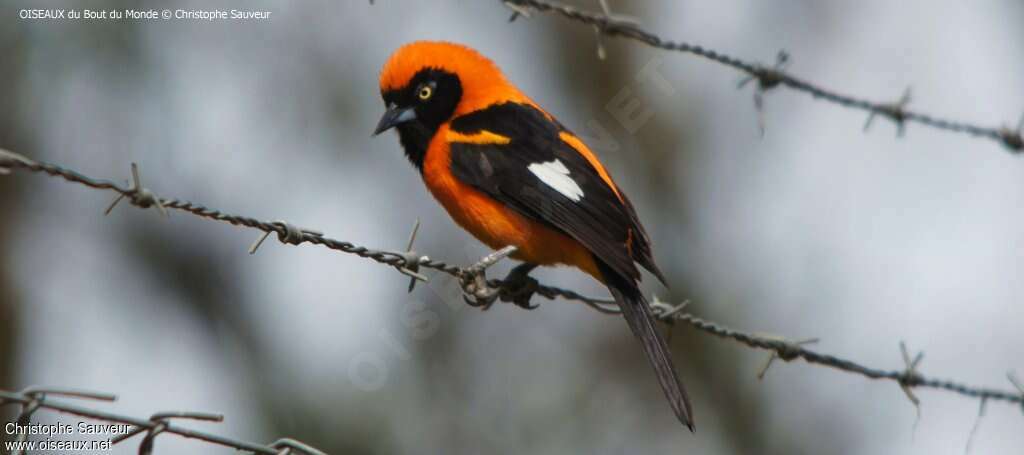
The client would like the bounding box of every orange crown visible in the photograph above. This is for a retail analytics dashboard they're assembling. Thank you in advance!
[378,41,536,116]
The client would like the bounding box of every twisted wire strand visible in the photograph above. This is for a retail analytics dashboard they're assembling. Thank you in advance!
[1,151,1021,411]
[672,314,1023,403]
[0,389,325,455]
[501,0,1024,153]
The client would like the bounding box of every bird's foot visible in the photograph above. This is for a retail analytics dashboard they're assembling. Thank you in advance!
[498,262,539,310]
[459,246,518,310]
[461,271,500,310]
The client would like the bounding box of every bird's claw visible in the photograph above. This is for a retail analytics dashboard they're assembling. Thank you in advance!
[498,263,540,310]
[460,269,500,310]
[459,246,520,311]
[458,253,540,311]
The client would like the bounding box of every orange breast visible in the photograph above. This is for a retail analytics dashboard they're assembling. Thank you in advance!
[422,124,602,280]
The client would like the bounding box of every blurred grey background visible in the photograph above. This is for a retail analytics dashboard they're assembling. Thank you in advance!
[1,0,1022,454]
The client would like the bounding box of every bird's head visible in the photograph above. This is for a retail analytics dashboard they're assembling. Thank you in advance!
[373,41,528,168]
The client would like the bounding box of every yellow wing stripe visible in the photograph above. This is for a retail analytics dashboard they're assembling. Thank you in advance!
[446,129,511,145]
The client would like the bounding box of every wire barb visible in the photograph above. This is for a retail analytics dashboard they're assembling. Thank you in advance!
[964,397,988,455]
[738,51,790,137]
[20,386,117,402]
[865,86,913,137]
[380,218,430,289]
[503,0,533,22]
[113,411,225,446]
[5,386,119,455]
[3,153,1024,438]
[12,394,42,454]
[999,113,1024,152]
[649,297,689,320]
[104,163,168,218]
[1009,371,1024,415]
[0,149,36,175]
[501,0,1023,154]
[898,341,925,432]
[756,336,819,380]
[0,388,326,455]
[650,297,690,343]
[593,0,610,60]
[248,220,324,254]
[590,0,640,60]
[271,438,330,455]
[121,411,225,455]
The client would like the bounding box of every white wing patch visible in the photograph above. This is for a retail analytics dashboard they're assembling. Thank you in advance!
[528,159,584,202]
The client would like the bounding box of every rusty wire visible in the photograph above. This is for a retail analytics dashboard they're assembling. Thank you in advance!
[1,151,1022,427]
[0,387,326,455]
[500,0,1024,154]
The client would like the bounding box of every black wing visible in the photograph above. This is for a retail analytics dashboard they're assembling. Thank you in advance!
[450,102,693,428]
[449,102,659,283]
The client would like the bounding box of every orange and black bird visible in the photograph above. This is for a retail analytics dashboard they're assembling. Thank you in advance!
[373,41,694,430]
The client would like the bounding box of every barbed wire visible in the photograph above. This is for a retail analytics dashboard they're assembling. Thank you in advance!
[2,150,1022,439]
[500,0,1024,154]
[0,387,326,455]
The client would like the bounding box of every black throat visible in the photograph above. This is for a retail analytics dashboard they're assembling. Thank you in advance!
[395,121,433,171]
[381,68,462,172]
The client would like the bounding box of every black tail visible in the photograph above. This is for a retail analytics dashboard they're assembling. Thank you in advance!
[603,268,695,431]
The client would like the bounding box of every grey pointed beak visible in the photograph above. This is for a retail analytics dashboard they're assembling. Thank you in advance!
[372,105,417,136]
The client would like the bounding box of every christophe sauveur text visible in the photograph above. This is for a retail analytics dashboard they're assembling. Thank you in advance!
[19,9,272,20]
[6,421,131,436]
[5,420,131,450]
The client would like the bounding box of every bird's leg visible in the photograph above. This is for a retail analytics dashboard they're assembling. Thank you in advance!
[460,245,518,310]
[499,262,540,310]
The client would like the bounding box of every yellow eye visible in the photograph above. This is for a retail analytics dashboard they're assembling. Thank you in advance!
[418,85,433,101]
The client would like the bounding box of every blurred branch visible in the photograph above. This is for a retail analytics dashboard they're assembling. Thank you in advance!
[0,387,325,455]
[2,151,1022,426]
[501,0,1024,153]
